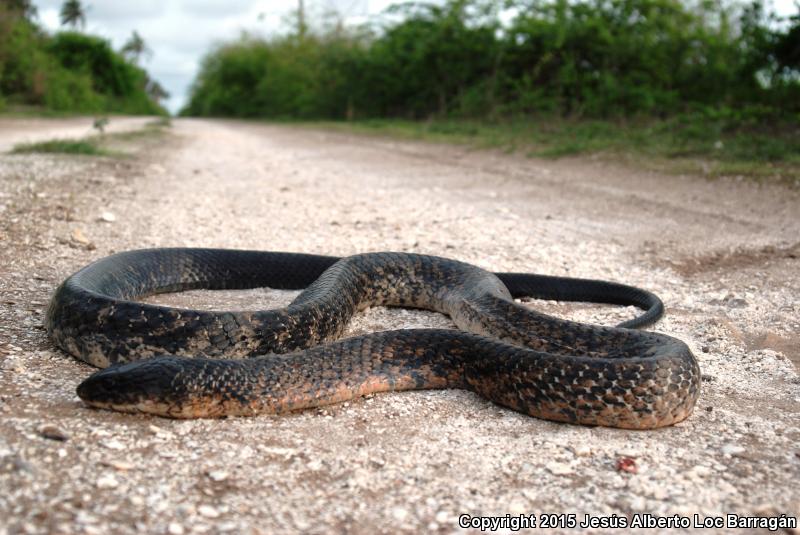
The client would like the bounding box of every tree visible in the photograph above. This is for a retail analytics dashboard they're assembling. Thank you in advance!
[146,79,169,104]
[3,0,37,19]
[774,13,800,72]
[60,0,86,29]
[122,30,151,64]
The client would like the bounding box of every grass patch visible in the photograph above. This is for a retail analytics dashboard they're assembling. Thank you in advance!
[301,116,800,185]
[11,139,110,155]
[9,118,172,156]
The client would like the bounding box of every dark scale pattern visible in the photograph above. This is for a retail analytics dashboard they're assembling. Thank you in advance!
[48,248,700,429]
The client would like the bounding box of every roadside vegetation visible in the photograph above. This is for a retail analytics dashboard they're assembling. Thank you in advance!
[10,138,109,155]
[0,0,167,115]
[308,115,800,181]
[10,118,171,156]
[182,0,800,181]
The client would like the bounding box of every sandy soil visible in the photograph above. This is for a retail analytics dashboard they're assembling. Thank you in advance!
[0,117,798,535]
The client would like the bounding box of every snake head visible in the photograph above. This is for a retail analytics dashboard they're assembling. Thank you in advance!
[77,357,191,416]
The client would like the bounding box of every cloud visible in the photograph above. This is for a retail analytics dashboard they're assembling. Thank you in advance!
[90,1,167,20]
[177,0,262,18]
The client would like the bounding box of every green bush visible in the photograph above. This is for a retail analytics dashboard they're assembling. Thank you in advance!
[42,67,102,111]
[0,8,164,115]
[0,14,47,102]
[182,0,798,123]
[47,32,135,97]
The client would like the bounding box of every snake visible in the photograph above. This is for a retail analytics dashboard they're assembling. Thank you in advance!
[45,248,700,429]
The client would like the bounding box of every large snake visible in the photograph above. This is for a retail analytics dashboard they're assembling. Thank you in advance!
[45,248,700,429]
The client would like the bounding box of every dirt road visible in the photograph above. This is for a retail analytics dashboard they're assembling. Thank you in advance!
[1,117,798,534]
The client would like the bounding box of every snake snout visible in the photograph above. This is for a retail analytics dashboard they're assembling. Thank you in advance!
[76,357,185,410]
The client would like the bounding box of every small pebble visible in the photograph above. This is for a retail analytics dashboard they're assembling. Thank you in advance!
[198,505,219,518]
[616,457,637,474]
[307,459,323,471]
[391,507,408,522]
[103,460,135,471]
[690,465,712,478]
[39,425,68,442]
[71,228,90,245]
[721,443,745,456]
[101,439,125,450]
[167,522,184,535]
[207,470,228,482]
[96,475,118,489]
[546,462,573,475]
[572,444,592,456]
[148,425,171,437]
[99,212,116,222]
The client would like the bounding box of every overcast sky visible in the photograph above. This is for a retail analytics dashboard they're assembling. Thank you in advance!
[32,0,798,115]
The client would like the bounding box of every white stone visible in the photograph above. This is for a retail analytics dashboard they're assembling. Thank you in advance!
[307,459,323,471]
[208,470,228,482]
[572,444,592,456]
[546,462,573,475]
[96,475,118,489]
[198,505,219,518]
[105,460,135,471]
[391,507,408,522]
[721,443,745,456]
[101,439,125,450]
[690,465,712,479]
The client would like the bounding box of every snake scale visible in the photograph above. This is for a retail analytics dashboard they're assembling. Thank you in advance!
[45,248,700,429]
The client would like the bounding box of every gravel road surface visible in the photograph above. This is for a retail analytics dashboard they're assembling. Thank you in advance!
[1,117,798,534]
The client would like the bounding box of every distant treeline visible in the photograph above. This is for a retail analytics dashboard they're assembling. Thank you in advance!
[0,2,164,114]
[182,0,800,122]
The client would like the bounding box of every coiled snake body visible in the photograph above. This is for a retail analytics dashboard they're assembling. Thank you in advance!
[45,248,700,429]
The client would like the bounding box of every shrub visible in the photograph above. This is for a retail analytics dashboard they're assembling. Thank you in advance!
[0,10,165,115]
[181,0,798,123]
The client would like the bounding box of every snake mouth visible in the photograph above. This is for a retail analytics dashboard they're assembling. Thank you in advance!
[76,357,249,418]
[77,358,187,412]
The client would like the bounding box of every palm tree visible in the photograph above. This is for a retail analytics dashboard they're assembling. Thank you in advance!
[122,31,151,64]
[60,0,85,29]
